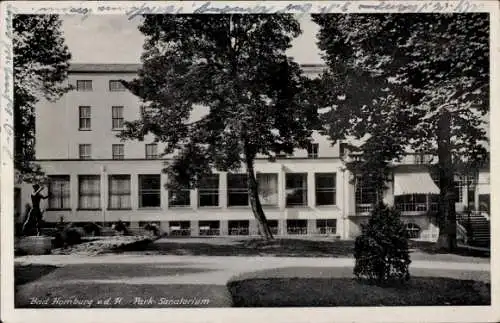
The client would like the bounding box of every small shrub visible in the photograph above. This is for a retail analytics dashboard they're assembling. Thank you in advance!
[354,202,411,283]
[83,223,101,236]
[63,226,85,246]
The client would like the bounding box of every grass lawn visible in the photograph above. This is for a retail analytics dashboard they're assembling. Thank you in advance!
[228,276,490,307]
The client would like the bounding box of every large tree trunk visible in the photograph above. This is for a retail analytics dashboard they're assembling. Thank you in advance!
[245,155,274,241]
[436,110,457,251]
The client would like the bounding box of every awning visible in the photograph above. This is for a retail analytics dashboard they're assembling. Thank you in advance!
[394,172,440,195]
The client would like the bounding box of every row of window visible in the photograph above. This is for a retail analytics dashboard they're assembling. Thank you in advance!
[76,80,126,92]
[79,143,158,160]
[165,219,337,236]
[79,106,125,131]
[47,173,337,210]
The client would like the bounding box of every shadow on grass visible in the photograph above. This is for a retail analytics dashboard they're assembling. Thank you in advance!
[142,238,355,257]
[16,283,232,308]
[17,263,216,282]
[15,264,59,287]
[227,276,491,307]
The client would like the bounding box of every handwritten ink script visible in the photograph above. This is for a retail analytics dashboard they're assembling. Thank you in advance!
[28,0,486,22]
[1,4,15,164]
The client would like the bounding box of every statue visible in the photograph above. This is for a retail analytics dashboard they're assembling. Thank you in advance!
[22,184,50,236]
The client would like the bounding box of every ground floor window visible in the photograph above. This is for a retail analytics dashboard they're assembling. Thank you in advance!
[287,219,307,235]
[257,173,278,206]
[316,219,337,235]
[139,175,161,208]
[315,173,336,206]
[405,223,421,239]
[228,174,248,206]
[395,194,427,212]
[199,175,219,207]
[199,221,220,236]
[168,189,191,207]
[286,173,308,207]
[169,221,191,236]
[48,175,71,209]
[228,220,249,235]
[78,175,100,209]
[108,175,131,209]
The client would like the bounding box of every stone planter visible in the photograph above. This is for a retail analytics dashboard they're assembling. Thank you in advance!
[17,236,53,255]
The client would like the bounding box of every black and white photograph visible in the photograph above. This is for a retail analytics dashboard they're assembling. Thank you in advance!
[1,1,498,322]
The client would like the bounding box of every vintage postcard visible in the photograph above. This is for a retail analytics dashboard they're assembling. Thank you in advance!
[1,1,498,323]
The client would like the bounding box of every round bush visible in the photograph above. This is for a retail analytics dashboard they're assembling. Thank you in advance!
[353,203,411,283]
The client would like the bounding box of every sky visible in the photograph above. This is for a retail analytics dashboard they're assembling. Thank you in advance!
[61,15,324,64]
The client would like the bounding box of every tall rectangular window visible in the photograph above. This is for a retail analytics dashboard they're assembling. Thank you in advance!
[307,143,319,159]
[112,144,124,160]
[108,175,131,209]
[48,175,70,209]
[315,173,336,206]
[257,173,278,206]
[79,144,91,160]
[286,173,308,207]
[199,174,219,207]
[355,177,377,212]
[139,175,161,207]
[112,106,124,130]
[145,144,158,159]
[76,80,93,91]
[78,175,100,209]
[109,80,126,91]
[79,106,91,130]
[228,174,248,206]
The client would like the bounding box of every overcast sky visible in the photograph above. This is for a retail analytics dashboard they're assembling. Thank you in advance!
[61,15,324,64]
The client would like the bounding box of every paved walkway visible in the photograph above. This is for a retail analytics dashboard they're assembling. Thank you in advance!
[15,254,490,286]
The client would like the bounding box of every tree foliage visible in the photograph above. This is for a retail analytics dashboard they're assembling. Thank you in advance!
[13,14,72,182]
[313,13,489,250]
[120,15,318,239]
[354,203,411,283]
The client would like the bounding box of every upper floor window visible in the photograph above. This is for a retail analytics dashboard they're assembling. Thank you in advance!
[112,106,124,130]
[257,173,279,206]
[112,144,124,160]
[145,144,158,159]
[79,106,91,130]
[79,144,91,160]
[109,80,126,92]
[307,143,319,159]
[355,177,377,211]
[76,80,92,91]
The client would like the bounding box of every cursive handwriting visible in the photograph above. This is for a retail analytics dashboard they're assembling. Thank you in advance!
[1,4,15,164]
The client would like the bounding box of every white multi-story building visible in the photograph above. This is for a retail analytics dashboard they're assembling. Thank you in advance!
[16,63,490,240]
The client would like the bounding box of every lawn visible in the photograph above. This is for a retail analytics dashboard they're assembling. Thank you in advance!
[228,276,490,307]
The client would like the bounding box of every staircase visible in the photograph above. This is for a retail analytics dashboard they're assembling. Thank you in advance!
[457,212,490,249]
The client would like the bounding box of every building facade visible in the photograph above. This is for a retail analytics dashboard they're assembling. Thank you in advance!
[18,64,490,240]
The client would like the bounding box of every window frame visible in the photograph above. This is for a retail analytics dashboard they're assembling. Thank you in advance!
[112,144,125,160]
[315,173,336,206]
[108,175,131,210]
[109,80,126,92]
[76,80,93,91]
[145,143,158,160]
[78,106,91,130]
[111,106,124,130]
[168,188,191,208]
[198,174,220,207]
[78,175,101,210]
[227,173,249,207]
[285,173,308,207]
[48,175,71,210]
[138,174,161,208]
[79,144,92,160]
[307,143,319,159]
